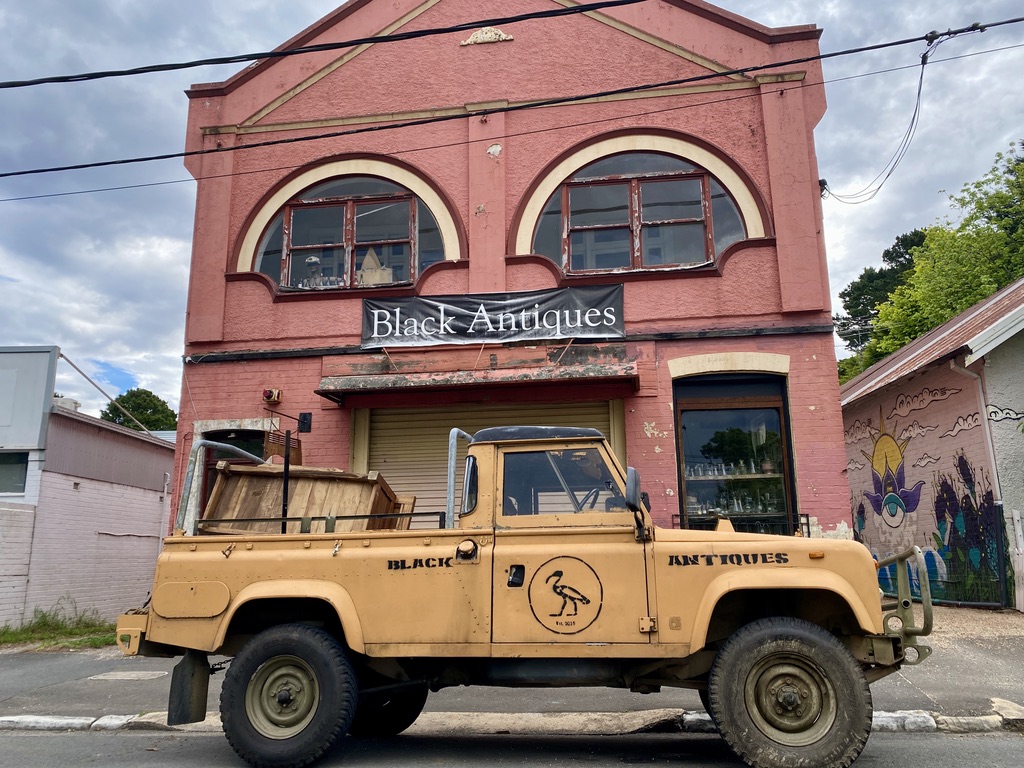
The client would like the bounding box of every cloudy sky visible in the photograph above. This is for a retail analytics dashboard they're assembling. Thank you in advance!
[2,1,1022,418]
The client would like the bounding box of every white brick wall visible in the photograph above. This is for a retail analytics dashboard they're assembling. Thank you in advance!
[21,472,169,624]
[0,503,35,626]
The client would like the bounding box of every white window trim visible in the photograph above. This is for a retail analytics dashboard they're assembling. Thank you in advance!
[237,159,460,272]
[515,135,765,256]
[668,352,790,378]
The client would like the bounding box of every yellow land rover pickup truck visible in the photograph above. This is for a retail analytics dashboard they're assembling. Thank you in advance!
[117,426,932,768]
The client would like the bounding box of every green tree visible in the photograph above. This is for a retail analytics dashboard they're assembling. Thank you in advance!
[834,230,923,383]
[834,230,923,351]
[700,427,751,466]
[837,143,1023,383]
[99,388,177,431]
[870,144,1024,356]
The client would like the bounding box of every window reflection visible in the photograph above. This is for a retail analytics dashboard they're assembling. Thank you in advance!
[253,176,443,290]
[502,449,623,515]
[680,408,787,520]
[532,151,745,272]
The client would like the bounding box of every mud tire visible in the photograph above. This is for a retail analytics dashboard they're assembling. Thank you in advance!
[220,624,357,768]
[707,617,872,768]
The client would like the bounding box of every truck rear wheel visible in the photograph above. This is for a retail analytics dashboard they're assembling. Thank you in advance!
[348,683,428,737]
[220,624,357,768]
[707,617,871,768]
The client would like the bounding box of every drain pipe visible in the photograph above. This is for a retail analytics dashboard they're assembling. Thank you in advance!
[947,359,1001,503]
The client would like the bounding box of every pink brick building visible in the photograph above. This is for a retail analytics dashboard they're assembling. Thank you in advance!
[175,0,849,536]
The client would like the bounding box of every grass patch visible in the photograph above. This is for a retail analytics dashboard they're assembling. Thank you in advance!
[0,598,116,650]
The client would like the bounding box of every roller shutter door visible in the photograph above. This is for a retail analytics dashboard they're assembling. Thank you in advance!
[367,402,614,524]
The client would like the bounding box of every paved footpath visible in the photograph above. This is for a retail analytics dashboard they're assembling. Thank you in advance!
[2,701,1023,736]
[2,606,1023,736]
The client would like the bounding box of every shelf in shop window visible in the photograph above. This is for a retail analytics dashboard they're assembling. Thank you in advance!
[687,473,782,481]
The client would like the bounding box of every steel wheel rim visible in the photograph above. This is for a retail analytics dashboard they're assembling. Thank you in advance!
[744,654,836,747]
[245,654,320,740]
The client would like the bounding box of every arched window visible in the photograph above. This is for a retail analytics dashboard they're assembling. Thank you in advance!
[532,152,745,273]
[254,176,445,290]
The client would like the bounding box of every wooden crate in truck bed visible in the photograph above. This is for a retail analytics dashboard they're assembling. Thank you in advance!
[199,461,413,534]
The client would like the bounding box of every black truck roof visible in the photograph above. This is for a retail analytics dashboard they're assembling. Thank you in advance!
[471,426,606,444]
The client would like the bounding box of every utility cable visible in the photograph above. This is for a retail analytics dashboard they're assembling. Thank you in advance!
[2,17,1021,181]
[0,0,644,90]
[58,353,154,435]
[2,40,1022,203]
[822,27,975,205]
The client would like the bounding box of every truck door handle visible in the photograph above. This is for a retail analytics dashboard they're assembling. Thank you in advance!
[508,564,525,588]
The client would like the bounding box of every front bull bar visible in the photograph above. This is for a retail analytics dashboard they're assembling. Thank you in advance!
[877,545,933,665]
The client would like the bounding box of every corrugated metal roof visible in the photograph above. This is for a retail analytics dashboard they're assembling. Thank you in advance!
[840,275,1024,406]
[48,405,176,449]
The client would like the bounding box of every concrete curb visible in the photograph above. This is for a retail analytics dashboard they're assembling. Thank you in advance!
[0,707,1013,735]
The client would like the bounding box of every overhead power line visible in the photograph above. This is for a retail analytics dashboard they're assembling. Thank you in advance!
[5,42,1020,205]
[821,25,981,205]
[1,16,1022,182]
[0,0,644,90]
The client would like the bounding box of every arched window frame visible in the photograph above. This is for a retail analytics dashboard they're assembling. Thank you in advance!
[514,135,766,274]
[238,158,461,291]
[535,153,743,273]
[256,179,440,290]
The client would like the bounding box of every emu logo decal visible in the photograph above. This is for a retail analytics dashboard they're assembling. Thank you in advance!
[528,557,602,635]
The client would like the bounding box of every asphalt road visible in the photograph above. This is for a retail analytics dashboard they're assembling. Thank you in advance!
[1,730,1023,768]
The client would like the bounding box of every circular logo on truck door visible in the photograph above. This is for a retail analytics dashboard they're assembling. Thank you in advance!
[528,556,603,635]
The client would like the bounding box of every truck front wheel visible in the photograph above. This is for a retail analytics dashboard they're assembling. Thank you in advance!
[707,617,871,768]
[220,624,357,768]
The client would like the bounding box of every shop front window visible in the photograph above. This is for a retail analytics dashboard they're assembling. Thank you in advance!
[533,152,745,274]
[675,374,794,534]
[254,177,444,290]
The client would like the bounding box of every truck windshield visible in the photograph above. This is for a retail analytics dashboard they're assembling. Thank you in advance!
[502,448,624,515]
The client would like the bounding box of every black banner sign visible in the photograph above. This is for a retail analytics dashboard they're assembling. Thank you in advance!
[361,285,624,348]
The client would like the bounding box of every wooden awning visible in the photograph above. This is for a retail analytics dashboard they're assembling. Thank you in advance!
[315,362,639,404]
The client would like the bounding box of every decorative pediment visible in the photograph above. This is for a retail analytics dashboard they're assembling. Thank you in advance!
[460,27,514,46]
[219,0,786,131]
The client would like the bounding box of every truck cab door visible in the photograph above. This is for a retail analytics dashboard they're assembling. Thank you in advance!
[491,442,652,646]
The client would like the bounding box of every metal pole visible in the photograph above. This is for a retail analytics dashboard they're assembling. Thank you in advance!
[995,501,1008,608]
[282,429,291,534]
[446,428,473,528]
[175,439,268,533]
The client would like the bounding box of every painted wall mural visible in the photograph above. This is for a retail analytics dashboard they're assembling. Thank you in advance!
[846,381,1012,605]
[860,410,925,530]
[928,452,1004,603]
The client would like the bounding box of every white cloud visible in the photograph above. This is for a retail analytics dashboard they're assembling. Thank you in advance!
[0,234,188,416]
[1,0,1021,414]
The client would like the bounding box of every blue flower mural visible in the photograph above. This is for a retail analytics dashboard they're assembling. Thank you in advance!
[861,414,925,529]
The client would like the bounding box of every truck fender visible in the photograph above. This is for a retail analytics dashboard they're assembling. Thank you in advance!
[687,569,880,651]
[215,579,365,654]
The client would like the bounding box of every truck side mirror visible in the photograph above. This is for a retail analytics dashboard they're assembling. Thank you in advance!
[626,467,642,512]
